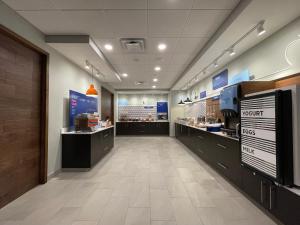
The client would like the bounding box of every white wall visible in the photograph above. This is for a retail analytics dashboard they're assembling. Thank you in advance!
[118,93,168,106]
[0,2,114,176]
[169,17,300,136]
[186,17,300,99]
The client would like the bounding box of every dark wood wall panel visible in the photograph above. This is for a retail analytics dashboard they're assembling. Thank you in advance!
[101,87,114,123]
[0,28,45,208]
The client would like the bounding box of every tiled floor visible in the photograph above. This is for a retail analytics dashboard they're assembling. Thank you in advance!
[0,137,278,225]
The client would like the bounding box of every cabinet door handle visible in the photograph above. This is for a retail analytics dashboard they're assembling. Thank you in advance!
[217,144,227,150]
[269,186,275,210]
[217,162,227,170]
[260,181,263,204]
[198,149,204,154]
[104,134,109,138]
[197,135,204,139]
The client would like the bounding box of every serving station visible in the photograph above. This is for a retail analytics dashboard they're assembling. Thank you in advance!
[62,127,114,169]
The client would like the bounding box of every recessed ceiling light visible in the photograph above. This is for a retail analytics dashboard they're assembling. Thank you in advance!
[158,43,167,51]
[154,66,161,71]
[122,73,128,77]
[104,44,113,51]
[135,81,144,86]
[152,85,156,88]
[257,22,266,36]
[153,78,158,82]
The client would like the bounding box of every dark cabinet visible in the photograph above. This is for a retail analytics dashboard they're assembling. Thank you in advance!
[116,122,169,135]
[241,167,276,210]
[62,127,114,169]
[175,122,300,225]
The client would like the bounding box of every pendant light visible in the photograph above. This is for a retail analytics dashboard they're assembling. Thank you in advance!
[184,97,192,103]
[178,99,185,105]
[86,65,98,96]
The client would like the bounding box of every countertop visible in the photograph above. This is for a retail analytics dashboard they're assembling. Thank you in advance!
[176,121,240,141]
[116,120,169,123]
[61,126,114,135]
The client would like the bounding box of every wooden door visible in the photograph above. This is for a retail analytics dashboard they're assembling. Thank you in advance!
[0,27,47,208]
[101,87,114,123]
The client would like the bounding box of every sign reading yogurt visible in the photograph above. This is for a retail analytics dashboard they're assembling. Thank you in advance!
[240,94,277,179]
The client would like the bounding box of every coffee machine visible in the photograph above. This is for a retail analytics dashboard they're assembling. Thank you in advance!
[220,81,275,138]
[220,84,240,138]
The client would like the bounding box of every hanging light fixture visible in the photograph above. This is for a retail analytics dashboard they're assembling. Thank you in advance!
[213,60,219,68]
[184,97,192,103]
[257,21,266,36]
[228,47,236,56]
[86,65,98,96]
[178,99,185,105]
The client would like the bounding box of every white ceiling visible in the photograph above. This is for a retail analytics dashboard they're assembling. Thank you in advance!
[3,0,239,89]
[3,0,299,90]
[172,0,300,90]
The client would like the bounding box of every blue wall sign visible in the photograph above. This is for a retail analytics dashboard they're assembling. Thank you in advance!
[69,90,98,128]
[212,69,228,90]
[229,69,250,85]
[157,102,168,113]
[200,91,207,99]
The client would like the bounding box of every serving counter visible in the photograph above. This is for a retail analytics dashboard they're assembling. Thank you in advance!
[61,126,114,169]
[175,122,300,225]
[116,121,169,136]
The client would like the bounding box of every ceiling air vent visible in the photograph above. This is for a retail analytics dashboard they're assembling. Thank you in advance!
[134,81,144,86]
[120,38,145,53]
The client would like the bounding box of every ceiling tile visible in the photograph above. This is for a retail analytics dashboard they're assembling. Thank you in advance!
[165,63,188,72]
[50,0,147,9]
[105,10,147,37]
[170,54,193,65]
[148,54,173,65]
[3,0,56,10]
[18,11,71,34]
[149,0,194,9]
[174,37,208,54]
[62,11,114,37]
[192,0,240,9]
[148,10,190,37]
[122,54,150,65]
[94,38,123,54]
[99,0,147,9]
[183,10,231,37]
[50,0,101,9]
[146,37,179,54]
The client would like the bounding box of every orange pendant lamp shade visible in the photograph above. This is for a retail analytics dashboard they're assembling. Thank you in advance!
[86,84,98,96]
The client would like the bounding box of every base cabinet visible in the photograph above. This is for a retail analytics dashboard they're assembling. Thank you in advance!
[116,122,169,135]
[175,123,300,225]
[62,127,114,169]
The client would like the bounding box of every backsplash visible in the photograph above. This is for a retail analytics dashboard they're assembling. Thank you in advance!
[118,105,157,120]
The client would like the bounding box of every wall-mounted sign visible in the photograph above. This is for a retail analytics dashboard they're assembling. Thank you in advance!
[69,90,98,128]
[241,94,278,180]
[229,69,250,85]
[200,91,206,99]
[212,69,228,90]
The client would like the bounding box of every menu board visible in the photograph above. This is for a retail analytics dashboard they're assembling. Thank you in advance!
[69,90,98,127]
[212,69,228,90]
[240,93,278,179]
